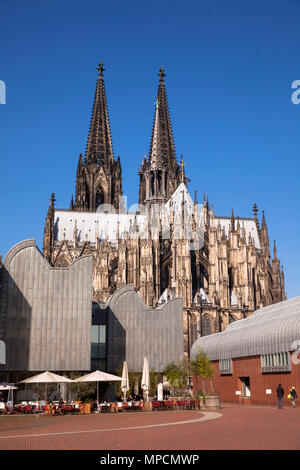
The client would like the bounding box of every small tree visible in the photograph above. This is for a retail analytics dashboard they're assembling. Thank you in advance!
[68,372,98,402]
[164,359,189,396]
[191,349,215,396]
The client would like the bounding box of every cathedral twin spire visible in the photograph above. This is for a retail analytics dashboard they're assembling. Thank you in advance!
[73,62,184,211]
[138,66,184,205]
[73,62,122,211]
[148,66,177,173]
[85,61,114,166]
[44,63,286,308]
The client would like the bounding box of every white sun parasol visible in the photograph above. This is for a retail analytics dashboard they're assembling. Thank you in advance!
[141,357,150,402]
[0,383,18,405]
[19,371,73,401]
[121,361,129,402]
[74,370,122,404]
[0,383,18,390]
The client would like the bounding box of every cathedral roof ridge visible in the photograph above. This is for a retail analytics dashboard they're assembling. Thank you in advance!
[55,208,99,213]
[215,215,255,221]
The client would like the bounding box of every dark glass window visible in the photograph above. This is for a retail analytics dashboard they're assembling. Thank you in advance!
[91,325,106,359]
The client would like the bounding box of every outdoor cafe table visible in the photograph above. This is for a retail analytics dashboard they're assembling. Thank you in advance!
[0,402,87,415]
[151,400,197,411]
[1,403,40,414]
[98,403,110,413]
[96,401,144,413]
[52,404,80,414]
[121,401,144,412]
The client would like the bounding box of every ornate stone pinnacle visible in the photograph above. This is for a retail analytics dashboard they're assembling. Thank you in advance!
[97,61,105,76]
[180,155,186,182]
[253,203,258,218]
[49,193,56,207]
[158,66,166,80]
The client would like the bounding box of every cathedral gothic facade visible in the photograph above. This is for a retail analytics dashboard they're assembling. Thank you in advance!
[43,63,286,356]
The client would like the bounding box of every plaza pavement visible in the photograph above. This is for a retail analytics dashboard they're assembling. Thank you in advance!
[0,404,299,450]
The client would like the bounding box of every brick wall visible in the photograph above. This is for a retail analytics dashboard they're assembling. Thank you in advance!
[193,353,300,407]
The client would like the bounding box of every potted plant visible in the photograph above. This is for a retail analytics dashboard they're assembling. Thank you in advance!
[191,349,220,409]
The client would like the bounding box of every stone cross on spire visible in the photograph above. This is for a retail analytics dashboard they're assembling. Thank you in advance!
[97,61,105,76]
[158,66,166,80]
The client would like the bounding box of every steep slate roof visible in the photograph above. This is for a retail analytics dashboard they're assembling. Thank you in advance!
[214,217,261,249]
[54,183,204,243]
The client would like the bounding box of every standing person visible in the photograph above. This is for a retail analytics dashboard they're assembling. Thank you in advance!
[276,384,284,409]
[289,387,298,408]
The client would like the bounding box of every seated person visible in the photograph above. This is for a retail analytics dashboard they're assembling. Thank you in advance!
[7,400,13,411]
[91,400,98,412]
[58,397,64,413]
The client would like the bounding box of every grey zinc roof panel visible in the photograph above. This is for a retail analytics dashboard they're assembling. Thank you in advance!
[190,297,300,361]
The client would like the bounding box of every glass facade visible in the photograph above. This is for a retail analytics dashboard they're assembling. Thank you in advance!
[91,325,106,360]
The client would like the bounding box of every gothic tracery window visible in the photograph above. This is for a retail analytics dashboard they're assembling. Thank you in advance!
[150,172,155,196]
[201,314,211,337]
[96,186,105,208]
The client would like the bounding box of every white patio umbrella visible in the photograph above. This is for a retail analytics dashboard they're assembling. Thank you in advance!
[121,361,129,402]
[0,383,18,390]
[74,370,122,404]
[0,383,18,405]
[141,357,150,402]
[19,371,73,402]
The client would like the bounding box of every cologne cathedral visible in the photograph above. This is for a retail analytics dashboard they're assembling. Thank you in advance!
[43,62,286,355]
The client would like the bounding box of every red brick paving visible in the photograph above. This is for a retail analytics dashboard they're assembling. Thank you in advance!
[0,405,299,450]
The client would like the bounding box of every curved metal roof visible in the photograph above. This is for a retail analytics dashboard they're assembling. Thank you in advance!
[190,297,300,361]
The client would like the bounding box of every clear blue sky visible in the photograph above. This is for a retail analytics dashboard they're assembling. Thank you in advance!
[0,0,299,298]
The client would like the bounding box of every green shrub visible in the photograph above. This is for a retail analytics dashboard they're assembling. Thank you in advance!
[191,349,215,395]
